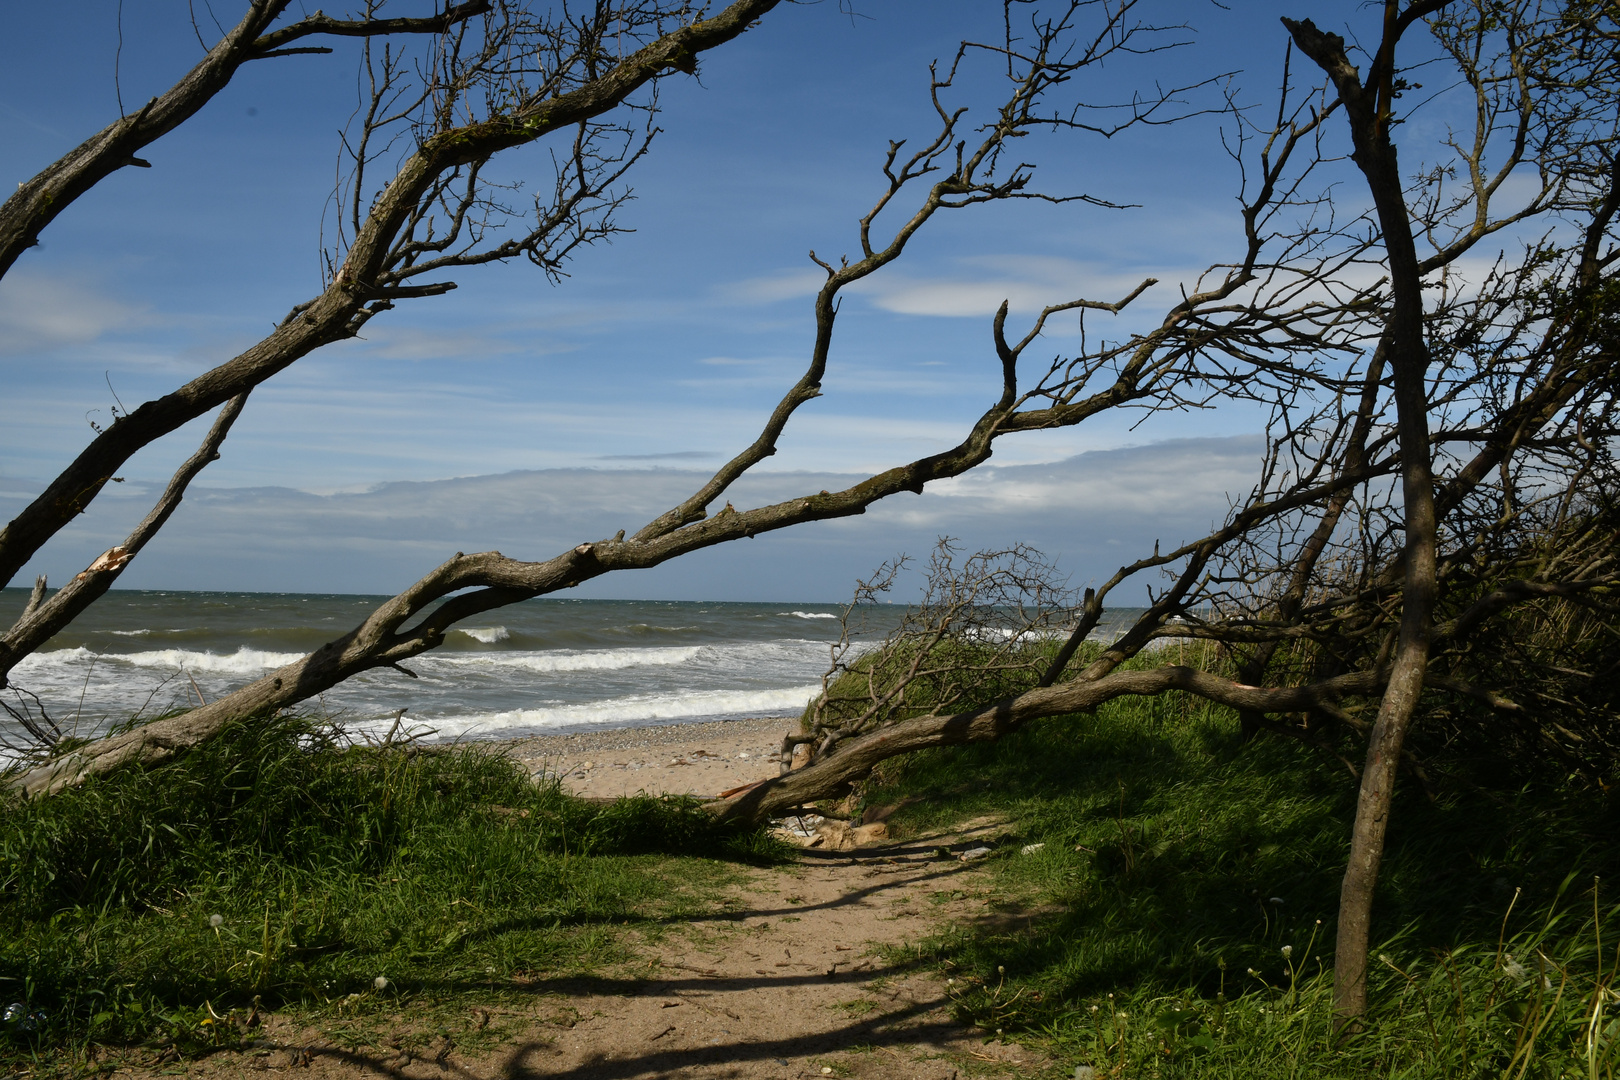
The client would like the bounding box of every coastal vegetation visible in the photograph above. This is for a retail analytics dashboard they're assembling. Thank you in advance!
[0,715,781,1062]
[2,0,1617,1058]
[4,675,1617,1075]
[865,687,1620,1078]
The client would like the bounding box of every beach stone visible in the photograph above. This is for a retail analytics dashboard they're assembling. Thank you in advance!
[813,820,853,849]
[852,822,889,846]
[809,819,889,851]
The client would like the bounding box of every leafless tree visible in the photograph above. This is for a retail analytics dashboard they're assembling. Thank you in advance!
[7,0,1614,1030]
[780,540,1078,777]
[6,0,1219,791]
[0,1,495,280]
[0,0,792,686]
[699,0,1618,1030]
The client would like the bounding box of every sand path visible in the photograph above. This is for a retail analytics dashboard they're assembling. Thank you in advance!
[125,829,1048,1080]
[106,721,1053,1079]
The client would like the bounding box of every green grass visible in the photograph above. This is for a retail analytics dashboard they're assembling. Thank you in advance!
[0,717,785,1063]
[861,690,1620,1077]
[6,666,1617,1077]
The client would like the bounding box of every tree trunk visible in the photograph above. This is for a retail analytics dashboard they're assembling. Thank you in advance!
[1282,4,1447,1026]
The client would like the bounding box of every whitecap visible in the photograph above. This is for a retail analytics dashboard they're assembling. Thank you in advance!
[11,646,98,674]
[116,647,306,674]
[780,611,838,620]
[426,646,703,673]
[455,626,510,644]
[372,682,823,739]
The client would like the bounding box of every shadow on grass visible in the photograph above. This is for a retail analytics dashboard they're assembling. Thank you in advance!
[860,694,1620,1025]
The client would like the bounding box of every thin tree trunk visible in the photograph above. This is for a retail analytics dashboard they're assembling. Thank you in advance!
[0,394,250,690]
[1283,3,1449,1025]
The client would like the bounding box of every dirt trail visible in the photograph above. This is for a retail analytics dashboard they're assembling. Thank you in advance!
[150,822,1051,1080]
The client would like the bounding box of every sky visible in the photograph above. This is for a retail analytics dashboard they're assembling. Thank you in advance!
[0,1,1434,601]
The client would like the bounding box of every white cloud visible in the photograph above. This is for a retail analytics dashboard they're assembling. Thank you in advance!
[849,254,1172,319]
[0,272,153,354]
[338,325,571,363]
[4,436,1262,600]
[713,268,826,306]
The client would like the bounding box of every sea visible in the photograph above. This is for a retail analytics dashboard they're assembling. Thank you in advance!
[0,589,1141,750]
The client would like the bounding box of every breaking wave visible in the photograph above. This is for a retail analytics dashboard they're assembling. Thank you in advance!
[118,647,307,673]
[371,683,824,739]
[13,645,303,677]
[425,646,704,673]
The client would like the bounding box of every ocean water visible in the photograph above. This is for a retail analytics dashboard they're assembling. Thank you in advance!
[0,589,1140,748]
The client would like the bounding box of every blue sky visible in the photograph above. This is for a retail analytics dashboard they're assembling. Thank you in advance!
[1,1,1382,600]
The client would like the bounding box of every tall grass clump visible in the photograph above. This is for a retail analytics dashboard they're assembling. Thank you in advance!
[0,716,780,1055]
[1010,887,1620,1079]
[863,668,1620,1077]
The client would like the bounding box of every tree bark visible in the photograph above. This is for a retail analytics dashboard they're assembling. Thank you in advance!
[0,2,492,281]
[1283,3,1449,1026]
[0,394,250,690]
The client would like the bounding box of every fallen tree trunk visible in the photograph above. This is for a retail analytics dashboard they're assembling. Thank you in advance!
[710,664,1385,824]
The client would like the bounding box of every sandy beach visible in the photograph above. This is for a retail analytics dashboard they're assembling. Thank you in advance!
[495,716,795,800]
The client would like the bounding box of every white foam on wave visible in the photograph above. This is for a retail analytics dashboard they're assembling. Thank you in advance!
[117,647,306,674]
[426,645,703,673]
[966,626,1071,645]
[455,626,510,644]
[371,683,823,740]
[781,610,838,620]
[110,629,154,636]
[14,645,303,676]
[11,646,97,674]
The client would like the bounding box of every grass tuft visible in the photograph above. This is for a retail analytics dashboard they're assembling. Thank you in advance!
[0,716,783,1058]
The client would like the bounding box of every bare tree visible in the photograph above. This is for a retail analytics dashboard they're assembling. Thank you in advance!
[781,540,1078,778]
[7,0,1224,791]
[0,1,494,280]
[7,0,1614,1030]
[0,0,792,684]
[700,0,1619,1032]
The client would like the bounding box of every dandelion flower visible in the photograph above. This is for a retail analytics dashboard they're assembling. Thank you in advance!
[1281,945,1293,959]
[208,914,224,929]
[374,976,390,992]
[997,966,1005,976]
[1247,968,1259,976]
